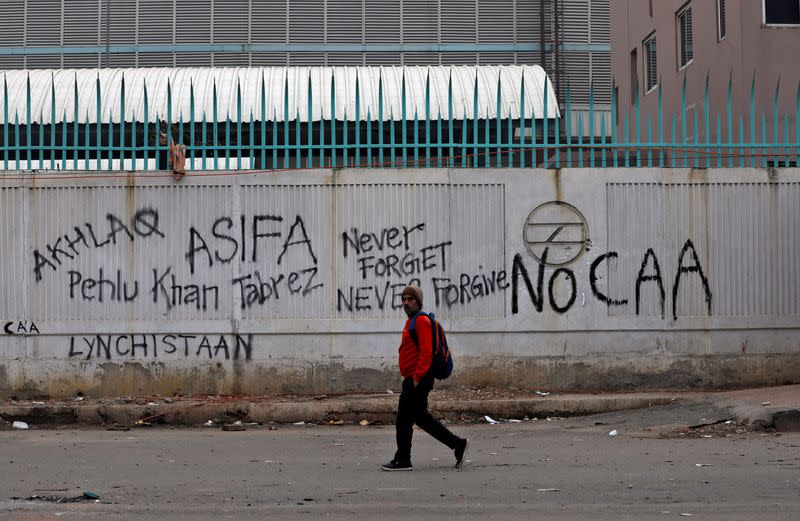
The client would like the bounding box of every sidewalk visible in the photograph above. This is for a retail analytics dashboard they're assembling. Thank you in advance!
[1,385,798,431]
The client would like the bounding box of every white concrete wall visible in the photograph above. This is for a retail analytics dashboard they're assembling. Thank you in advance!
[1,168,799,397]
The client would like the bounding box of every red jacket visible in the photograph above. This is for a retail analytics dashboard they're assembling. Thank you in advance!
[398,314,433,383]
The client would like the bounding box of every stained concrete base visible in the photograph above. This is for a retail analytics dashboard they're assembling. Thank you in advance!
[1,385,798,431]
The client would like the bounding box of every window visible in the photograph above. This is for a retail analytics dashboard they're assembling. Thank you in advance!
[677,4,693,68]
[630,48,639,103]
[643,33,657,92]
[718,0,727,39]
[764,0,800,24]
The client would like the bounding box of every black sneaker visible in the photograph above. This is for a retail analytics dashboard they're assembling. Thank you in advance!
[381,459,412,471]
[454,438,469,468]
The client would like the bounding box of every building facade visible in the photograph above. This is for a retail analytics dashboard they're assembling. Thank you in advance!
[611,0,800,146]
[0,0,611,126]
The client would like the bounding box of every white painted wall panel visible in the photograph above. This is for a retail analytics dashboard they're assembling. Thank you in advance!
[607,181,800,319]
[1,167,799,397]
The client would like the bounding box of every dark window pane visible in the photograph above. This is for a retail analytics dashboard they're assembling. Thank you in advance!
[765,0,800,24]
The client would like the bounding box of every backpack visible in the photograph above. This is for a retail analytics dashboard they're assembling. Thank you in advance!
[409,311,454,380]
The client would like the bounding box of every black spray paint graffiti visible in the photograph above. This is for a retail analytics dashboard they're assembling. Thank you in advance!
[231,267,323,309]
[54,210,326,311]
[68,334,253,361]
[511,248,548,314]
[185,214,318,273]
[515,239,712,320]
[337,278,422,312]
[589,252,629,307]
[184,213,325,310]
[150,266,220,311]
[672,239,713,321]
[432,268,509,307]
[635,249,666,319]
[341,223,452,280]
[3,321,39,335]
[68,268,139,303]
[337,222,454,312]
[32,208,163,283]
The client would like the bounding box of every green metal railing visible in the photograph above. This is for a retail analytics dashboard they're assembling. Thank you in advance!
[1,72,798,171]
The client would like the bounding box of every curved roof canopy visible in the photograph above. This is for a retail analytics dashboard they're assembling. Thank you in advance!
[1,65,559,125]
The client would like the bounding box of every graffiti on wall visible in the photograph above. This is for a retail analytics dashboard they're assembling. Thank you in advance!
[511,239,712,320]
[67,334,253,361]
[22,199,714,360]
[3,321,40,335]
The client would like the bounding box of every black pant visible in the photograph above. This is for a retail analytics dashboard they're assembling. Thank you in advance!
[394,375,461,463]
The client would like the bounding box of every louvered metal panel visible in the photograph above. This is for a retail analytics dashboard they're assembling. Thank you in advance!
[402,53,441,66]
[136,53,175,67]
[138,0,174,45]
[213,9,251,67]
[288,0,324,44]
[213,0,249,44]
[176,0,211,65]
[516,51,541,66]
[252,53,289,66]
[516,0,543,44]
[26,0,62,47]
[562,0,589,43]
[678,5,693,67]
[327,0,363,44]
[174,53,212,67]
[251,0,287,44]
[288,53,326,66]
[365,1,401,45]
[26,0,62,68]
[718,0,727,39]
[478,0,515,44]
[478,52,515,66]
[590,0,610,42]
[607,182,800,319]
[441,53,479,66]
[562,50,590,99]
[63,0,101,68]
[108,0,137,45]
[402,0,438,44]
[107,0,137,68]
[63,0,100,45]
[441,0,475,44]
[366,52,401,66]
[137,0,175,67]
[213,54,250,67]
[0,0,26,69]
[591,51,611,92]
[0,57,25,71]
[326,53,365,66]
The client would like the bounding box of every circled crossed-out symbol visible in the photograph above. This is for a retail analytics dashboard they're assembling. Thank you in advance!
[523,201,588,266]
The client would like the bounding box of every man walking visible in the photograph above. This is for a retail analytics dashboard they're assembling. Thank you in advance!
[381,285,469,471]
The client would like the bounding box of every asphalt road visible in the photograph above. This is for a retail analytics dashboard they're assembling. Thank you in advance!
[2,405,799,520]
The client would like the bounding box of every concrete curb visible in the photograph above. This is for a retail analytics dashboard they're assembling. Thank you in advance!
[1,394,682,428]
[1,386,797,430]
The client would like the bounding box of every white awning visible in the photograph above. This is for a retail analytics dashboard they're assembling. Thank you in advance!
[1,65,559,125]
